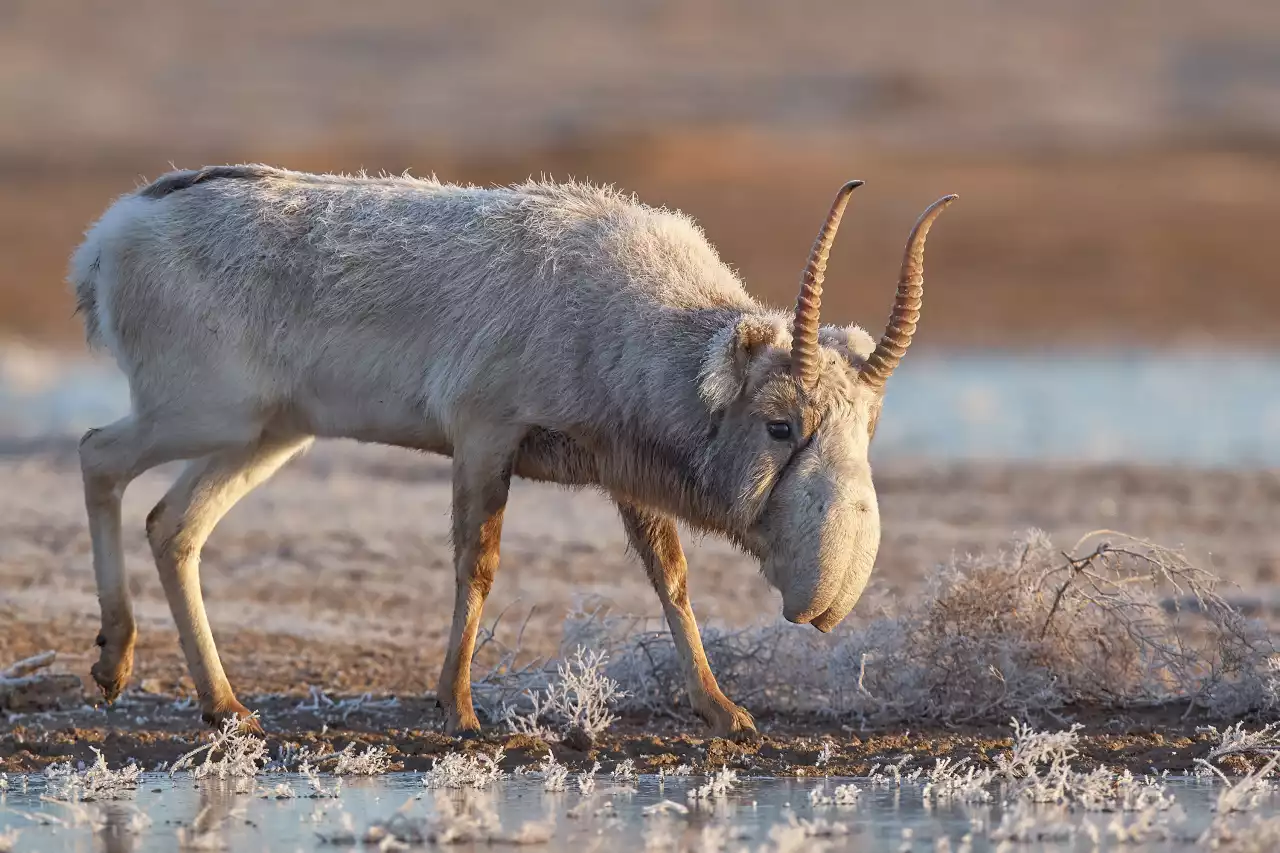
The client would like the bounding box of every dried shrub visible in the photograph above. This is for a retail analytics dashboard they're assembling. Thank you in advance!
[480,529,1275,727]
[834,529,1274,724]
[500,646,627,740]
[466,528,1275,732]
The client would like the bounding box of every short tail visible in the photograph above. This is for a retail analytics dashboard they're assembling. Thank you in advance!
[70,164,280,351]
[71,250,103,349]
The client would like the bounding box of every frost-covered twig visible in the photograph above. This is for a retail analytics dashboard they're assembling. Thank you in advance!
[169,715,267,780]
[0,651,56,680]
[1202,722,1280,762]
[422,749,505,790]
[327,742,391,776]
[993,719,1173,812]
[504,646,627,741]
[687,767,738,805]
[43,748,140,801]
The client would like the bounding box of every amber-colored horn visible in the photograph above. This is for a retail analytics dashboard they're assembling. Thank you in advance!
[860,194,958,391]
[791,180,863,388]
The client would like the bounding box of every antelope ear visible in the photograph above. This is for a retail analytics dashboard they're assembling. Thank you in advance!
[819,323,876,369]
[698,315,785,412]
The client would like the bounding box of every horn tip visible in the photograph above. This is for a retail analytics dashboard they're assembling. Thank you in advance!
[918,193,959,221]
[843,179,865,191]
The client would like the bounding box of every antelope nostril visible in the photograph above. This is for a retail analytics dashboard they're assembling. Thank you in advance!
[782,604,815,625]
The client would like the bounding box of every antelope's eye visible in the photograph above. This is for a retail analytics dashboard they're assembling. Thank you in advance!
[766,421,793,441]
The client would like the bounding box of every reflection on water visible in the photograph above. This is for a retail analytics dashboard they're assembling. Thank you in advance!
[0,772,1246,852]
[3,346,1278,466]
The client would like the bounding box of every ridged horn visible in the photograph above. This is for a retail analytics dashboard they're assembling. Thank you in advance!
[791,180,864,388]
[860,194,958,392]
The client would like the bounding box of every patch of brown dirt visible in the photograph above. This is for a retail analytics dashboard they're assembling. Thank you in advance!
[3,140,1279,351]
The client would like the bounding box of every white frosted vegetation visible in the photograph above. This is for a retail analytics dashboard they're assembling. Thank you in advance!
[973,720,1280,848]
[17,720,1280,851]
[1203,721,1280,763]
[921,758,993,805]
[993,720,1176,812]
[482,530,1275,727]
[42,748,141,802]
[328,742,392,776]
[422,749,506,790]
[535,754,570,793]
[501,646,627,741]
[687,767,739,804]
[169,716,268,781]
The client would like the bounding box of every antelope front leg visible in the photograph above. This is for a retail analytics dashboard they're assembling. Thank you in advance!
[617,503,757,740]
[437,436,517,736]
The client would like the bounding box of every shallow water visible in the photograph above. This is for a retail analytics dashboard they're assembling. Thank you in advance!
[0,772,1260,852]
[3,347,1279,467]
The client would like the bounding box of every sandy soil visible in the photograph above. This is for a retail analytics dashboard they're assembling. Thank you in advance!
[2,441,1278,772]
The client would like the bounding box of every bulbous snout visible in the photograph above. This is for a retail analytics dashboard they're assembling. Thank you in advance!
[780,578,842,626]
[778,550,874,631]
[754,417,882,633]
[767,481,881,632]
[810,561,874,632]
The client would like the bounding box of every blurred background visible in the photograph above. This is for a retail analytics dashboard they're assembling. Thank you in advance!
[2,1,1279,697]
[1,0,1279,459]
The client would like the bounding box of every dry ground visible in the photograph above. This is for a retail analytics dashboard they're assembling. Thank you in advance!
[2,440,1278,772]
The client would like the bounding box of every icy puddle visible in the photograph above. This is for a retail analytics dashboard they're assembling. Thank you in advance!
[0,772,1268,852]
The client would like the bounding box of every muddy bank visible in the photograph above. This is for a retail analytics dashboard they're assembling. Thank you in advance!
[0,689,1251,778]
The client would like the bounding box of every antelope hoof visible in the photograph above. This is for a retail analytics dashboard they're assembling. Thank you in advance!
[203,700,265,736]
[706,703,759,744]
[445,711,483,739]
[90,631,135,703]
